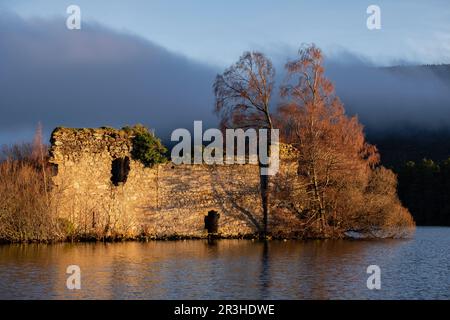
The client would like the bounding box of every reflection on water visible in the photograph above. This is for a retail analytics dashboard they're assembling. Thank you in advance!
[0,227,449,299]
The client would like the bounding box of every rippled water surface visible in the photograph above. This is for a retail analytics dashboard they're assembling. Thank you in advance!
[0,227,449,299]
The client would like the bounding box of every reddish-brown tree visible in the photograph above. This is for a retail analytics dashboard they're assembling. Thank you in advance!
[276,44,413,238]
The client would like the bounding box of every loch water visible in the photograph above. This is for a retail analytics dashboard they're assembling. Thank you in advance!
[0,227,449,299]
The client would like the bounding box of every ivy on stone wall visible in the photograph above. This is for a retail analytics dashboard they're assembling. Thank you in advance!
[123,124,167,167]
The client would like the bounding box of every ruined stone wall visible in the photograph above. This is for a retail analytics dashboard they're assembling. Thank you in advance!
[49,128,271,238]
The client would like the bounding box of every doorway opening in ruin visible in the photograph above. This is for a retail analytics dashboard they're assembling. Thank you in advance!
[111,157,130,186]
[204,210,220,234]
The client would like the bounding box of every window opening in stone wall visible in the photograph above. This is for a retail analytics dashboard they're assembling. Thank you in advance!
[111,157,130,186]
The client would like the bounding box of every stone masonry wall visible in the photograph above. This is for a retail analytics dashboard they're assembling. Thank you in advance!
[49,127,271,238]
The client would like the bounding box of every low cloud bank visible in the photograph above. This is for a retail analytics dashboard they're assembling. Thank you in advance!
[0,12,218,144]
[1,12,449,145]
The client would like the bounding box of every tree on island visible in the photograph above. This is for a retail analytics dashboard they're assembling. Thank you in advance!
[274,44,414,238]
[213,51,275,237]
[213,45,414,238]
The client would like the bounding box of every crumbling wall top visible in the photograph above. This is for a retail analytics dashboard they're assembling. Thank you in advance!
[49,127,133,162]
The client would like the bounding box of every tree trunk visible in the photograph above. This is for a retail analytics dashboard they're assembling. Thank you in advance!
[311,166,325,235]
[260,170,269,237]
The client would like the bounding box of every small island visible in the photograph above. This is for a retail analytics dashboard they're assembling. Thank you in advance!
[0,45,414,243]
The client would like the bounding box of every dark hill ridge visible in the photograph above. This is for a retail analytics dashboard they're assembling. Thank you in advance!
[385,64,450,81]
[363,64,450,226]
[352,63,450,167]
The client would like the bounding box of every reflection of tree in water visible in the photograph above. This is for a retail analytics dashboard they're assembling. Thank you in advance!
[258,241,270,299]
[267,239,404,299]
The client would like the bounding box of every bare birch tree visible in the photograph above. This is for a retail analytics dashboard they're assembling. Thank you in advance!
[214,52,275,236]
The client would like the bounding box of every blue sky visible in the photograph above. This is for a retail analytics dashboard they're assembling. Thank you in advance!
[3,0,450,66]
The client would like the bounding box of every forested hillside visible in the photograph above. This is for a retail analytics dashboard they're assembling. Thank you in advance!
[365,64,450,225]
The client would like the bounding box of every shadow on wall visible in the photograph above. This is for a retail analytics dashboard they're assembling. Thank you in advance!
[207,165,263,233]
[139,164,264,237]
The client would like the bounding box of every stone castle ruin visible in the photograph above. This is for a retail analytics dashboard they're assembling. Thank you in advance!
[49,127,299,239]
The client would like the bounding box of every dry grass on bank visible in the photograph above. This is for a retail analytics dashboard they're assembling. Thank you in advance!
[0,144,63,242]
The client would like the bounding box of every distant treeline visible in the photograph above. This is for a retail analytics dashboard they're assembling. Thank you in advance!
[369,127,450,168]
[367,128,450,226]
[396,159,450,226]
